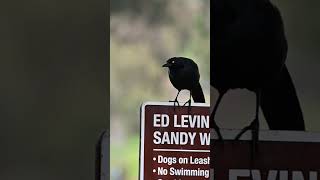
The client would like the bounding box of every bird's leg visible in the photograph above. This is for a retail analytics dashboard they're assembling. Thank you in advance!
[210,91,225,141]
[183,91,192,114]
[169,90,181,111]
[235,90,261,159]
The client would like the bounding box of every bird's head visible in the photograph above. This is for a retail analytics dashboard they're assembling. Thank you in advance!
[162,57,185,70]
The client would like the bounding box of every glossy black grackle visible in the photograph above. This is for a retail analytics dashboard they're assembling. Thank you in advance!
[211,0,305,146]
[163,57,205,106]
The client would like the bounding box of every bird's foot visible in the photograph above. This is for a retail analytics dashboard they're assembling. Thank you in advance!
[169,99,180,111]
[183,99,192,114]
[235,118,259,140]
[211,120,223,141]
[235,118,259,160]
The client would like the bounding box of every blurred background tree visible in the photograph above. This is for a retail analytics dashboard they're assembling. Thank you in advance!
[111,0,320,180]
[110,0,210,179]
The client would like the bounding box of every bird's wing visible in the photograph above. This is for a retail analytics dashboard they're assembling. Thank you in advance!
[260,65,305,130]
[192,83,205,103]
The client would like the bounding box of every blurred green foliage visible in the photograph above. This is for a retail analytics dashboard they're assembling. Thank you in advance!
[110,0,210,179]
[111,1,320,179]
[111,135,139,180]
[111,0,210,132]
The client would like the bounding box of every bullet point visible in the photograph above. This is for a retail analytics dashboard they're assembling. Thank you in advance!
[153,169,156,173]
[153,157,156,161]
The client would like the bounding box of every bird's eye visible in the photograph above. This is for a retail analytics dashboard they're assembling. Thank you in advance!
[172,61,175,63]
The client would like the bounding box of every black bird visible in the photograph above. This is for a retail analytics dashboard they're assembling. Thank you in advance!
[163,57,205,106]
[211,0,305,146]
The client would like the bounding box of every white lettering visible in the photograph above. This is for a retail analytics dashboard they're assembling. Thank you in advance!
[199,133,210,145]
[153,131,197,145]
[153,114,161,127]
[181,115,188,128]
[157,155,176,165]
[153,131,161,144]
[174,115,209,128]
[153,114,169,127]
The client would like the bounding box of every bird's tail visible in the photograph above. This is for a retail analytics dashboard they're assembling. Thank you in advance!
[260,65,305,130]
[192,83,205,103]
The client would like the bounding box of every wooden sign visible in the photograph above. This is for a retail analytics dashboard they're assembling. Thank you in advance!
[139,102,210,180]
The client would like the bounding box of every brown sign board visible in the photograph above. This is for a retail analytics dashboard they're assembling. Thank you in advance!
[139,102,210,180]
[139,102,320,180]
[211,129,320,180]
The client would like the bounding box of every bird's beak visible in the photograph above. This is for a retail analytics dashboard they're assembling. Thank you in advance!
[162,63,171,67]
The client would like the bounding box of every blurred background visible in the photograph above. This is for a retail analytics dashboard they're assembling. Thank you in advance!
[110,0,210,179]
[111,0,320,180]
[2,0,319,179]
[0,0,108,179]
